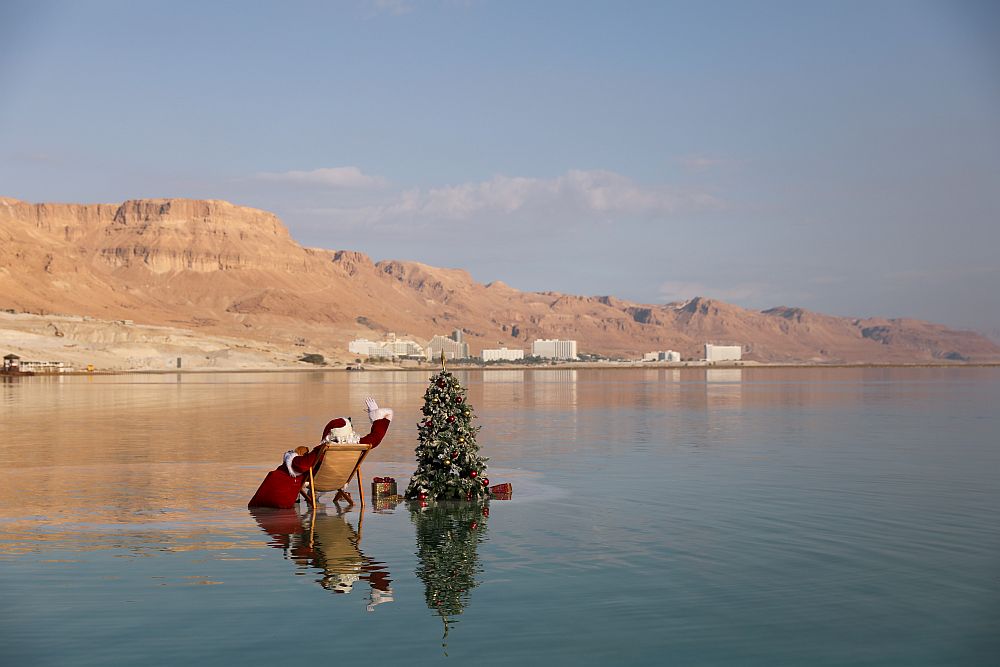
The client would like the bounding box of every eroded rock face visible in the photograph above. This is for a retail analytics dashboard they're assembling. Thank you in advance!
[1,196,998,363]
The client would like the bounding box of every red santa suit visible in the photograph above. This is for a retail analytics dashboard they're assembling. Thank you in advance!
[247,444,327,509]
[247,411,392,509]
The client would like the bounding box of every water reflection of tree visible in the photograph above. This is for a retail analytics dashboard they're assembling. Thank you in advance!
[250,507,392,610]
[410,501,488,647]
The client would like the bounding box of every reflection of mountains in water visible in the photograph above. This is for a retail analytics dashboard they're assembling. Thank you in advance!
[250,507,392,610]
[410,501,489,619]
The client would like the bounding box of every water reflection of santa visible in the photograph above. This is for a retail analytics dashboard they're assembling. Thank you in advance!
[250,507,393,611]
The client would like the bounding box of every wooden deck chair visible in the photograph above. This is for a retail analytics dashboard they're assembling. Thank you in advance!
[310,444,373,509]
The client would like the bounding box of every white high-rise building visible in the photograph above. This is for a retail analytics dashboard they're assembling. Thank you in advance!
[531,339,578,360]
[643,350,682,362]
[704,344,742,362]
[482,347,525,362]
[349,337,424,358]
[427,335,470,360]
[348,338,381,356]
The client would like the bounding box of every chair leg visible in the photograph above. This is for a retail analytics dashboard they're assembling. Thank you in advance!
[357,468,365,510]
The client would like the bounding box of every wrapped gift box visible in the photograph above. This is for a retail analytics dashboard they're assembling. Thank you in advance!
[489,482,512,499]
[371,477,397,497]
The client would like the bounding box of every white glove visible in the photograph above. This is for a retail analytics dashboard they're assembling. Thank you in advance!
[365,396,393,423]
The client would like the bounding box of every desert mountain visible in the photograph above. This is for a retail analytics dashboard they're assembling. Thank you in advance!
[1,196,997,365]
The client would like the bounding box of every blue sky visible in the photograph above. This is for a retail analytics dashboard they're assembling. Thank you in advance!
[2,0,998,333]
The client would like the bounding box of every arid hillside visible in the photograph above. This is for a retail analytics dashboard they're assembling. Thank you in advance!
[1,196,997,366]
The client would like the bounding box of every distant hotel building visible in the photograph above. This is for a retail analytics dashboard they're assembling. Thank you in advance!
[349,334,424,359]
[704,344,742,362]
[482,347,524,362]
[19,360,72,373]
[427,330,470,360]
[2,355,72,374]
[643,350,681,362]
[532,339,578,360]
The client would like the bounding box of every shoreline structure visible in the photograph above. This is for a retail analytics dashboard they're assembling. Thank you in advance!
[7,361,999,378]
[3,311,998,376]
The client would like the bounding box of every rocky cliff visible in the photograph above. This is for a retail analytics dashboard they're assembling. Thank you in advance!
[2,196,997,364]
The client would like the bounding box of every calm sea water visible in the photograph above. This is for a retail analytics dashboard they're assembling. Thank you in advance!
[0,367,997,665]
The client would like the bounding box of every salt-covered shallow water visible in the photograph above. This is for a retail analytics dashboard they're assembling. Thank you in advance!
[1,367,997,665]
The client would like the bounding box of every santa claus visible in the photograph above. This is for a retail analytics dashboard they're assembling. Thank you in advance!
[248,397,393,509]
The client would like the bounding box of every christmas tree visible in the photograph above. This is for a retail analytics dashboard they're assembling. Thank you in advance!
[406,364,490,500]
[410,501,489,647]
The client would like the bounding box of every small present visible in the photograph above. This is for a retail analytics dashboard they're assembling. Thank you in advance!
[371,477,397,497]
[489,482,512,499]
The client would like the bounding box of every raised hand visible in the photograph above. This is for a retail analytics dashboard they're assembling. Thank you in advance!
[365,396,393,423]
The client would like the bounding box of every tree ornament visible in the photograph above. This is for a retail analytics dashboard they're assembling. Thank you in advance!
[471,521,478,530]
[470,471,478,478]
[456,396,463,403]
[463,410,470,416]
[448,415,456,423]
[438,379,446,388]
[458,436,465,443]
[444,459,451,466]
[482,478,489,486]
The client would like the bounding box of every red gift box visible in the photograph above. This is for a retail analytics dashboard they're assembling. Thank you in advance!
[489,482,512,499]
[371,477,397,497]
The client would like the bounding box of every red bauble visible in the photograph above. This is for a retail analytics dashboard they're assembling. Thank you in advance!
[456,396,463,403]
[419,492,428,500]
[471,521,478,530]
[483,507,489,517]
[470,470,478,478]
[482,478,490,486]
[448,415,456,423]
[451,450,459,458]
[424,420,432,427]
[437,379,445,388]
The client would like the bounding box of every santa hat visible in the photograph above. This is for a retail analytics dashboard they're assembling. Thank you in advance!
[322,417,359,443]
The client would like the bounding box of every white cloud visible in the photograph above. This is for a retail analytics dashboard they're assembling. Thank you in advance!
[304,169,721,225]
[254,166,387,189]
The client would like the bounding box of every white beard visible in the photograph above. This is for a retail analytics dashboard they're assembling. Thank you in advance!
[326,431,361,444]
